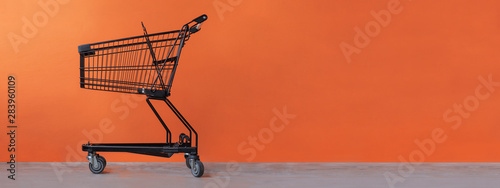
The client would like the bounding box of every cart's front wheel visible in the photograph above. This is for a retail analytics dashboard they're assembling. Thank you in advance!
[89,155,106,174]
[191,160,204,177]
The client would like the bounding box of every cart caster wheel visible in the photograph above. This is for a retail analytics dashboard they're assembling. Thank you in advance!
[191,160,204,177]
[98,155,107,169]
[185,154,191,169]
[89,155,106,174]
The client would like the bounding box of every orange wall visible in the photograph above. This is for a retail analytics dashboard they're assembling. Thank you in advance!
[2,0,500,163]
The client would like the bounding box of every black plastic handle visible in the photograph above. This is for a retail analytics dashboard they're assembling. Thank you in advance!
[192,14,208,23]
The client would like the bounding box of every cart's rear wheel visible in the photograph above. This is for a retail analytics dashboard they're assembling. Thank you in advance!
[185,154,191,169]
[98,155,107,169]
[191,160,204,177]
[89,155,106,174]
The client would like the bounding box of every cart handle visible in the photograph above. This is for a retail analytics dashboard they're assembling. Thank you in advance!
[192,14,208,24]
[188,14,208,34]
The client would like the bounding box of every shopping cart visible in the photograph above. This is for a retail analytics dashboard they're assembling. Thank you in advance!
[78,15,208,177]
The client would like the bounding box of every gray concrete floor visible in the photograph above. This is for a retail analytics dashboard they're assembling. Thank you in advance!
[2,163,500,188]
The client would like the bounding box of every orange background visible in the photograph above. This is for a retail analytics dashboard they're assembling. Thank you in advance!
[2,0,500,163]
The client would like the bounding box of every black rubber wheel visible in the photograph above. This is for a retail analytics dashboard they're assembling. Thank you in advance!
[191,160,204,177]
[89,156,105,174]
[185,154,191,169]
[97,155,107,169]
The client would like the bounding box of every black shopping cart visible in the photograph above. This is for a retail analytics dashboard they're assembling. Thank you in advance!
[78,15,208,177]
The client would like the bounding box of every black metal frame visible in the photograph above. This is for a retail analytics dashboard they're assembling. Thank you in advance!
[78,15,207,176]
[81,97,199,156]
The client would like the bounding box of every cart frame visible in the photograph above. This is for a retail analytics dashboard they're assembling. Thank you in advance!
[78,15,208,177]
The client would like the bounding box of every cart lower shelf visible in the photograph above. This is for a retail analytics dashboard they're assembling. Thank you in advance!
[82,142,204,177]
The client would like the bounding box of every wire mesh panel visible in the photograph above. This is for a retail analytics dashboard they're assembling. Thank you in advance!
[79,29,188,97]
